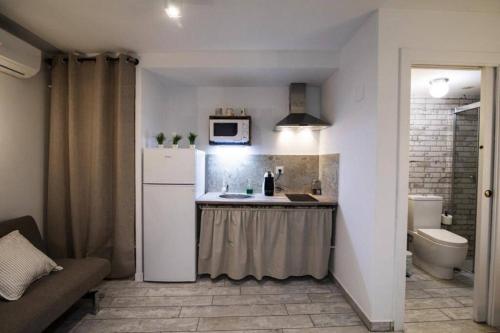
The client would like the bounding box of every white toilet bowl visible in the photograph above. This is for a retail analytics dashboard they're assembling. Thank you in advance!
[410,228,468,279]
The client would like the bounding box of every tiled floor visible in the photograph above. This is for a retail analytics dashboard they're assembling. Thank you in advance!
[404,264,497,333]
[47,275,368,333]
[45,267,499,333]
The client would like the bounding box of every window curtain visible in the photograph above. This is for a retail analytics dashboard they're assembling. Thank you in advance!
[198,206,332,280]
[46,54,135,278]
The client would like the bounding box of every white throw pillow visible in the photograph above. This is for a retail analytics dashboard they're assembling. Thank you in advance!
[0,230,62,301]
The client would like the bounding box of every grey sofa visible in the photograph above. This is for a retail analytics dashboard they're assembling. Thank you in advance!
[0,216,111,333]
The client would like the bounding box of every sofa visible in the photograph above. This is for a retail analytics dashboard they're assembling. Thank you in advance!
[0,216,111,333]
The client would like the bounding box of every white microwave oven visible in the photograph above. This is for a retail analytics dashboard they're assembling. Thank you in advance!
[209,116,251,145]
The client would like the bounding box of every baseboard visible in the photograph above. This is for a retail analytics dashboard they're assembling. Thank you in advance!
[135,272,144,282]
[329,272,394,332]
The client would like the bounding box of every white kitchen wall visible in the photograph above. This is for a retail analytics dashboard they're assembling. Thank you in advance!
[0,68,50,233]
[320,6,500,328]
[141,73,322,155]
[319,12,380,324]
[140,69,172,147]
[377,8,500,329]
[196,85,320,155]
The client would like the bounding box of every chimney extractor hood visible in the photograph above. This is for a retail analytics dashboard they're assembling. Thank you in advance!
[274,83,331,131]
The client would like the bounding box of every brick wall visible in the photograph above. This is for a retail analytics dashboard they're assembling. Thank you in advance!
[409,97,479,259]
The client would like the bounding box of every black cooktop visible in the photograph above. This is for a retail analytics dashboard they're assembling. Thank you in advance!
[285,194,318,202]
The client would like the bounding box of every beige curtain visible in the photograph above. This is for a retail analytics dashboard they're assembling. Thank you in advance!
[198,207,332,280]
[46,54,135,278]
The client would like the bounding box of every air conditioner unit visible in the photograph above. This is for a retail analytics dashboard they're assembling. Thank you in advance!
[0,28,41,79]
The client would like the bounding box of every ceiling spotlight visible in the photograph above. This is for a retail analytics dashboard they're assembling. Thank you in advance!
[165,1,181,19]
[429,78,450,98]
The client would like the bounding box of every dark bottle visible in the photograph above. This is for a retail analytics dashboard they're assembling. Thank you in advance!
[263,171,275,196]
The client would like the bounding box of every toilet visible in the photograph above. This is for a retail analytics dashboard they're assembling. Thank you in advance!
[408,195,468,279]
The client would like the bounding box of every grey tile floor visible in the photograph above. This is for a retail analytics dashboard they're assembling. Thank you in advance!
[45,266,498,333]
[404,265,498,333]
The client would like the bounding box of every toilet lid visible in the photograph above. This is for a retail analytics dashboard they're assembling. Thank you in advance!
[417,229,468,247]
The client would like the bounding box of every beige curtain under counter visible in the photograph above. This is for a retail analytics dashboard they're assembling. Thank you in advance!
[198,207,332,280]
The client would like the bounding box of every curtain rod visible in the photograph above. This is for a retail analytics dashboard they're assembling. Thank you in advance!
[44,55,139,66]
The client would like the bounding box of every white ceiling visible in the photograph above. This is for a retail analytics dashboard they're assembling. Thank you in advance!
[150,67,336,86]
[411,68,481,98]
[0,0,387,53]
[2,0,500,54]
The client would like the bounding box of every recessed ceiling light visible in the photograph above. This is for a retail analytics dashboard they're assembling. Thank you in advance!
[429,78,450,98]
[165,1,181,19]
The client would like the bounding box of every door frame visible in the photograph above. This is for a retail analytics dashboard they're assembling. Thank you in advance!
[395,48,500,328]
[475,67,495,322]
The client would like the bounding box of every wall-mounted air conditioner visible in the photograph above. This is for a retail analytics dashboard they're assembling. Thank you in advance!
[0,28,41,79]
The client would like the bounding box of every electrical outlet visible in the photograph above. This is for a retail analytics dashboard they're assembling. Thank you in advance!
[275,166,284,175]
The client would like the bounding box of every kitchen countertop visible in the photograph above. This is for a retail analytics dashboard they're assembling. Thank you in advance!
[196,192,337,207]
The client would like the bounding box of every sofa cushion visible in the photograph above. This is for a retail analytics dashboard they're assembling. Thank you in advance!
[0,230,62,301]
[0,216,45,253]
[0,257,110,333]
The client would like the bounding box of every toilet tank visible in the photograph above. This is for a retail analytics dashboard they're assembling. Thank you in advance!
[408,195,443,231]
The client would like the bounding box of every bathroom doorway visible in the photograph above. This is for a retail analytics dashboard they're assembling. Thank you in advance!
[405,67,483,327]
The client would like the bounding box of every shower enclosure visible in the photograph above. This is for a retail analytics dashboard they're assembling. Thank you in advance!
[451,102,480,271]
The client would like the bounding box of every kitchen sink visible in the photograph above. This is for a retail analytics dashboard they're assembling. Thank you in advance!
[285,194,318,202]
[219,194,253,199]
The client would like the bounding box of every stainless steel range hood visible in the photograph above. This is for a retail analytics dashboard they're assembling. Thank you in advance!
[274,83,331,131]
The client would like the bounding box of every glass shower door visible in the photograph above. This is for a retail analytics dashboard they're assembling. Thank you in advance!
[451,105,480,272]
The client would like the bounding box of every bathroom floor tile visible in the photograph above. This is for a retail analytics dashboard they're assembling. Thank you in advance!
[423,287,473,298]
[406,289,432,299]
[405,309,450,323]
[454,296,473,306]
[404,320,498,333]
[405,297,463,309]
[441,307,473,320]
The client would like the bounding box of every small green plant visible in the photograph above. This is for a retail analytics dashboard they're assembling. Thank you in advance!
[188,132,197,145]
[156,132,166,145]
[172,133,182,145]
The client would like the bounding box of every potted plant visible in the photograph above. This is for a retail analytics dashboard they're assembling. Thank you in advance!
[156,132,166,148]
[171,133,182,148]
[188,132,197,149]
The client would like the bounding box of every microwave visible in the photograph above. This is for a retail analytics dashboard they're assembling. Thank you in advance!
[209,116,251,145]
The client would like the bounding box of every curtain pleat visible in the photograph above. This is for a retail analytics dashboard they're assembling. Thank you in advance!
[198,207,332,280]
[46,54,135,278]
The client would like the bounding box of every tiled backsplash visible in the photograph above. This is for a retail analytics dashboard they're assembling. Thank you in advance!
[319,154,339,198]
[206,154,339,196]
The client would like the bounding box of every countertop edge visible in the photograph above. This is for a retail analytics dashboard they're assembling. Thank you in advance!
[196,192,338,207]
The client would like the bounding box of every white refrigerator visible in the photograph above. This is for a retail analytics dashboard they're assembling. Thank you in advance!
[143,148,205,282]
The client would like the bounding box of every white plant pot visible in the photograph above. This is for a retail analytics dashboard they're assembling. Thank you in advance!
[171,144,179,149]
[157,144,164,148]
[189,144,196,149]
